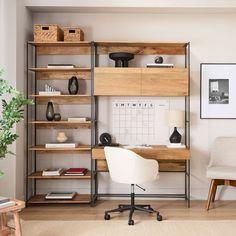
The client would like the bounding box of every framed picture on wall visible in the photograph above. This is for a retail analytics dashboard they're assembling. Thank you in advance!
[200,63,236,119]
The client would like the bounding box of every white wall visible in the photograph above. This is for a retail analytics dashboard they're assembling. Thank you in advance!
[32,12,236,200]
[0,0,17,198]
[0,0,32,199]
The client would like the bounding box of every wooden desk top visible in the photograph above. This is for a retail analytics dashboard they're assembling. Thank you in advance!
[92,145,190,161]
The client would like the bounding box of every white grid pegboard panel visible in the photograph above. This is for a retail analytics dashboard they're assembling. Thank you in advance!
[111,98,169,145]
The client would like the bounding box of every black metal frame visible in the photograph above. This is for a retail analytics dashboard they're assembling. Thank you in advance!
[92,42,191,207]
[200,63,236,119]
[26,42,96,205]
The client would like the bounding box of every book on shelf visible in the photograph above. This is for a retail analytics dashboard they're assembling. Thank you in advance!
[0,201,15,209]
[45,192,77,200]
[167,143,186,149]
[0,196,10,204]
[64,168,88,176]
[146,63,174,68]
[67,117,89,122]
[38,91,61,96]
[47,64,75,69]
[45,143,78,148]
[42,168,64,176]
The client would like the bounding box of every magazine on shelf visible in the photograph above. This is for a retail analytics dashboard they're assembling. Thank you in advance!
[0,201,15,209]
[146,63,174,68]
[45,143,78,148]
[42,168,64,176]
[64,168,88,176]
[47,64,75,69]
[45,192,77,200]
[0,196,10,204]
[67,117,89,122]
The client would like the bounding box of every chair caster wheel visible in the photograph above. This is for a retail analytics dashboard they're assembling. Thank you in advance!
[157,214,162,221]
[128,219,134,225]
[104,213,110,220]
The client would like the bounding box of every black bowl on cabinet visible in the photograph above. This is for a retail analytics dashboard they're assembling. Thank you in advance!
[109,52,134,67]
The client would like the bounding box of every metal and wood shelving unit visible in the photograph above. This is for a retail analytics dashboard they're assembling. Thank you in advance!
[26,41,95,204]
[91,41,191,207]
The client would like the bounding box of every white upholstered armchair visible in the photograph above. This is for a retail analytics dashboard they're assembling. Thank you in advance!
[206,137,236,210]
[104,147,162,225]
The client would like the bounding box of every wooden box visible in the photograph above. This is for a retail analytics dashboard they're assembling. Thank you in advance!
[34,24,63,42]
[63,27,84,41]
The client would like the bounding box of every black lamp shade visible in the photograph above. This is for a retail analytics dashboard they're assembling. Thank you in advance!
[169,127,181,143]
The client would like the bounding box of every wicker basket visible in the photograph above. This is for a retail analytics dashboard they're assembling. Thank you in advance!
[34,24,63,42]
[63,27,84,41]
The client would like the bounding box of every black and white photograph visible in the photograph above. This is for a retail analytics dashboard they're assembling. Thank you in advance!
[209,79,229,104]
[201,63,236,119]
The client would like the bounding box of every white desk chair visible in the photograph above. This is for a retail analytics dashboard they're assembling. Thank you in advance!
[206,137,236,210]
[104,147,162,225]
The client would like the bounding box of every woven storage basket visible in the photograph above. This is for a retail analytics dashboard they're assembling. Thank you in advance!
[34,24,63,42]
[63,27,84,41]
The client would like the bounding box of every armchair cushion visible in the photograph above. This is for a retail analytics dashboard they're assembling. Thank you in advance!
[207,165,236,180]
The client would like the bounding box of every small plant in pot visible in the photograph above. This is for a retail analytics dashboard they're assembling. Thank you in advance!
[0,68,33,176]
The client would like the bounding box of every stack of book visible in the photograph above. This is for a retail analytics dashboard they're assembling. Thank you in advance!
[45,143,78,148]
[0,196,15,209]
[68,117,89,122]
[42,168,64,176]
[167,143,186,148]
[47,64,75,69]
[64,168,88,176]
[45,192,77,200]
[146,63,174,68]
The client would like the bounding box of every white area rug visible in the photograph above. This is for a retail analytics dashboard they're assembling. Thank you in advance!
[19,220,236,236]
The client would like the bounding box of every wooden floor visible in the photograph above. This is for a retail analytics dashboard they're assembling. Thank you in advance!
[21,200,236,221]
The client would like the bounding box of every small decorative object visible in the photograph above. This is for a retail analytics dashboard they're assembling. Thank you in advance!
[99,133,112,146]
[46,102,54,121]
[56,132,68,143]
[109,52,134,67]
[167,110,185,143]
[53,113,61,121]
[200,63,234,119]
[154,56,164,64]
[68,76,79,94]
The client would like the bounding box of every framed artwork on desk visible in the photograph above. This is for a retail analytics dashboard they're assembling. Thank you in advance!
[200,63,236,119]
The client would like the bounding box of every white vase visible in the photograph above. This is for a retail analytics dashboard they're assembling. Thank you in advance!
[56,132,68,143]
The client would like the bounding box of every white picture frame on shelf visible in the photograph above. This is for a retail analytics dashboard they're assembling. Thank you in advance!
[200,63,236,119]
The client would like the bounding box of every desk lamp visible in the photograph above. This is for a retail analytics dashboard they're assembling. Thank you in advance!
[167,110,185,143]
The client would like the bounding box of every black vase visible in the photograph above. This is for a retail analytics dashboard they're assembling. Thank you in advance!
[46,102,54,121]
[169,127,181,143]
[68,76,79,94]
[53,113,61,121]
[109,52,134,67]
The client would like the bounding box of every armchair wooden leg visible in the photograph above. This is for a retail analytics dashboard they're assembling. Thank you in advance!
[211,182,218,203]
[206,179,216,210]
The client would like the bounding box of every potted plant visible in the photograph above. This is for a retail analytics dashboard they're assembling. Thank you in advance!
[0,69,33,176]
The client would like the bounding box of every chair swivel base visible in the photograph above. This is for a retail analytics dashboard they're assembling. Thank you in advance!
[104,204,162,225]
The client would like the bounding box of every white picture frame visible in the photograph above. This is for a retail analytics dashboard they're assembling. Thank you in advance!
[200,63,236,119]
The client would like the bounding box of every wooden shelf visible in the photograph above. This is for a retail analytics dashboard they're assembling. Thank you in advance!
[28,194,90,204]
[96,41,189,55]
[29,67,91,80]
[29,145,91,154]
[28,41,92,55]
[30,120,91,129]
[30,94,91,105]
[28,171,91,180]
